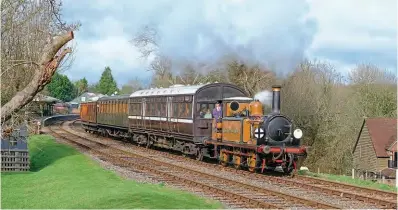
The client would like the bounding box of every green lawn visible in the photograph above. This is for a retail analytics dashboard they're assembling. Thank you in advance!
[299,170,397,192]
[1,135,222,209]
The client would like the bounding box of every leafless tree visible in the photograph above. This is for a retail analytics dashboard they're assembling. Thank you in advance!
[132,25,159,59]
[1,0,79,128]
[133,25,223,88]
[348,64,397,118]
[281,60,348,172]
[226,60,275,96]
[120,77,145,94]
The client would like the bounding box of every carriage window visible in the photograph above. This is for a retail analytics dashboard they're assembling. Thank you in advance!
[146,103,150,116]
[150,103,154,116]
[160,103,166,116]
[185,103,192,118]
[197,103,215,118]
[156,103,161,116]
[179,104,185,117]
[174,103,192,118]
[173,103,179,117]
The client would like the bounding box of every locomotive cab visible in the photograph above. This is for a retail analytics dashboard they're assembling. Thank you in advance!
[222,97,253,117]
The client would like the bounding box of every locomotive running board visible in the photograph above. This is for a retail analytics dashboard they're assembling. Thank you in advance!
[203,139,257,150]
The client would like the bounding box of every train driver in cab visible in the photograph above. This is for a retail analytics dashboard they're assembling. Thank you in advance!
[212,102,222,121]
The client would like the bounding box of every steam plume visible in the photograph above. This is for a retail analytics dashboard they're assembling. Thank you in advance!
[254,90,273,106]
[132,0,318,74]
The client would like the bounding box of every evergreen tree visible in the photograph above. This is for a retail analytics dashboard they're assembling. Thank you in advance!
[47,72,77,102]
[74,77,88,96]
[97,66,119,95]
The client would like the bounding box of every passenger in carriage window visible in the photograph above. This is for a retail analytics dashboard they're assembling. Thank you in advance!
[199,107,206,118]
[204,109,212,118]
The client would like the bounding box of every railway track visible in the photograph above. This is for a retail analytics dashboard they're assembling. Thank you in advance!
[70,120,397,209]
[48,121,339,209]
[293,175,397,207]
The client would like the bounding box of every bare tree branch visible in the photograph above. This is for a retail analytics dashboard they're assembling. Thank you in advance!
[1,61,40,77]
[1,31,74,122]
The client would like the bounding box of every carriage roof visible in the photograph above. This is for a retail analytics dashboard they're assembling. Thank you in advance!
[223,96,253,101]
[129,84,206,97]
[97,94,130,101]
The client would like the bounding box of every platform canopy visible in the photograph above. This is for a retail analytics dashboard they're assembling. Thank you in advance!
[32,94,62,104]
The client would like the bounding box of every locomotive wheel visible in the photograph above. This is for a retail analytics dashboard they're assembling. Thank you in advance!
[182,146,189,157]
[247,152,256,172]
[283,166,294,174]
[195,148,204,161]
[233,154,241,169]
[219,150,228,167]
[146,140,151,149]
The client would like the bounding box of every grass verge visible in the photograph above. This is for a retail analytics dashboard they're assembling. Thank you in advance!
[1,135,222,209]
[298,170,397,192]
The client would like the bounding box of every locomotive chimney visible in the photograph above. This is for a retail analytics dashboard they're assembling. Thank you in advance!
[271,85,281,113]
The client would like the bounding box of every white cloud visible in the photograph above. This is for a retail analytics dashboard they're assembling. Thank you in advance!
[64,15,152,84]
[306,0,397,52]
[62,0,396,85]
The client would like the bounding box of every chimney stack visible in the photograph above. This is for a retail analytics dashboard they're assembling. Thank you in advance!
[271,85,281,113]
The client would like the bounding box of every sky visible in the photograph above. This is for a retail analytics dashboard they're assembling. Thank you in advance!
[61,0,397,87]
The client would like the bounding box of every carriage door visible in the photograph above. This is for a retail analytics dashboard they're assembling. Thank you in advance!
[142,98,146,129]
[167,97,173,132]
[194,103,215,138]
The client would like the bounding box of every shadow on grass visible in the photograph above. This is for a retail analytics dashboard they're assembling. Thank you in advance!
[28,135,78,172]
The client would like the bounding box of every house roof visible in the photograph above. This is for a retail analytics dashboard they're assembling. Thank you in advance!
[354,118,397,157]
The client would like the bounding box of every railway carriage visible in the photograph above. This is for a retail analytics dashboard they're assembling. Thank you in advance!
[80,83,308,174]
[82,94,130,137]
[127,83,248,153]
[80,101,97,124]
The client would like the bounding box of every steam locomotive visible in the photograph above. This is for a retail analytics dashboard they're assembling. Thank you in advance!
[80,83,307,174]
